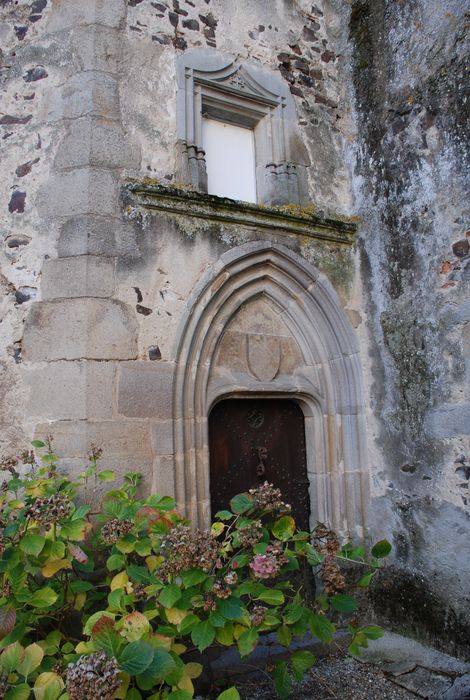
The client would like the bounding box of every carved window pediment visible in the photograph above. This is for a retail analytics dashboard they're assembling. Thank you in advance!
[176,49,309,205]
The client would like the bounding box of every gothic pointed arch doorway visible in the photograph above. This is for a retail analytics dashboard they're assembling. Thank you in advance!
[173,241,368,538]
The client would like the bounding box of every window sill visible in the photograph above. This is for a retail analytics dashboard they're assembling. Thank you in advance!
[124,180,358,246]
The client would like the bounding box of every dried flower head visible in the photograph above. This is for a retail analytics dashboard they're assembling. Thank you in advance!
[320,556,346,596]
[224,571,237,586]
[237,520,264,548]
[0,457,19,477]
[25,493,71,526]
[1,582,11,599]
[20,450,35,465]
[312,524,339,557]
[159,524,220,580]
[101,518,133,545]
[203,593,217,612]
[132,583,147,600]
[248,482,291,513]
[0,671,8,699]
[65,652,120,700]
[249,604,267,626]
[212,580,231,599]
[88,444,103,461]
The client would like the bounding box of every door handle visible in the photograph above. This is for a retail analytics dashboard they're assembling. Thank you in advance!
[255,446,267,478]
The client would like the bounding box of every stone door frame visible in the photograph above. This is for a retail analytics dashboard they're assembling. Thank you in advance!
[173,241,368,538]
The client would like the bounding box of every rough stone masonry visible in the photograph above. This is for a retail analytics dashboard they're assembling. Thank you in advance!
[0,0,468,657]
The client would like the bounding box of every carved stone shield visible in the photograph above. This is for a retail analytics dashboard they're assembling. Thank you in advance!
[246,334,281,382]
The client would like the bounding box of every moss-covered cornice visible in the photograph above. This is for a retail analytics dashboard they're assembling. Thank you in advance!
[124,180,358,245]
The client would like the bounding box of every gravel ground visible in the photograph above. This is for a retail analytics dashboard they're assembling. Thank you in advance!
[233,647,417,699]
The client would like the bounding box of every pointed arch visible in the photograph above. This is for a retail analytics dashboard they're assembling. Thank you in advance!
[173,241,368,537]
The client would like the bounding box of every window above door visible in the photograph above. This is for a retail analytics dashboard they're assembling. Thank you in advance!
[176,49,310,206]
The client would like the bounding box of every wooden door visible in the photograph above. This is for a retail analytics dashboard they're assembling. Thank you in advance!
[209,398,310,530]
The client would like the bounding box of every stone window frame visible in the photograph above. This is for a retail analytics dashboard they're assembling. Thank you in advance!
[176,49,309,205]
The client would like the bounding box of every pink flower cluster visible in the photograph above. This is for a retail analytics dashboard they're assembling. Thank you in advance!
[249,553,279,579]
[249,542,288,579]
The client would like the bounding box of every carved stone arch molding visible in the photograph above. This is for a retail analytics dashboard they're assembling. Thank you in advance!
[173,242,368,538]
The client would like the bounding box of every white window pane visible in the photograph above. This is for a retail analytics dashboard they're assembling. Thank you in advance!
[203,118,257,203]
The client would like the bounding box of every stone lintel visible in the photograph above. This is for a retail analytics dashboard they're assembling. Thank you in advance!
[124,181,358,246]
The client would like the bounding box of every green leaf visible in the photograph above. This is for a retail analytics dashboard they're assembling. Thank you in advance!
[272,660,291,699]
[98,470,116,482]
[349,631,368,656]
[1,642,23,673]
[0,607,16,640]
[357,572,375,587]
[5,684,31,700]
[33,672,65,700]
[272,516,295,541]
[231,554,250,569]
[0,624,26,652]
[229,493,253,514]
[304,544,323,566]
[330,595,358,613]
[17,643,44,678]
[257,589,284,606]
[362,625,384,640]
[29,588,58,609]
[309,613,335,643]
[107,589,123,611]
[69,580,94,593]
[92,616,122,657]
[164,655,185,686]
[237,628,258,658]
[217,689,240,700]
[138,649,176,681]
[42,541,65,562]
[291,649,316,681]
[134,539,152,557]
[126,690,142,700]
[71,504,91,520]
[159,584,182,608]
[215,510,233,521]
[31,440,46,448]
[119,641,154,675]
[217,597,244,620]
[191,620,215,652]
[167,691,192,700]
[181,568,207,588]
[277,625,292,647]
[19,534,46,557]
[115,535,136,554]
[149,495,175,511]
[106,554,126,572]
[371,539,392,558]
[59,520,86,541]
[284,604,303,624]
[177,614,200,635]
[215,622,234,646]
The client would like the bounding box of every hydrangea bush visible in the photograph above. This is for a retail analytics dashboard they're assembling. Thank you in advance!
[0,441,391,700]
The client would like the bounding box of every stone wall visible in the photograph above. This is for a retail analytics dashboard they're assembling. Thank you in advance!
[1,0,358,493]
[348,0,470,657]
